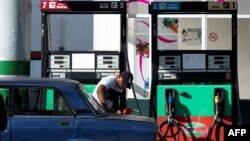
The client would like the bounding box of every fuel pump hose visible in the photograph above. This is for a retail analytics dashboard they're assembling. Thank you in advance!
[206,92,225,141]
[158,117,180,141]
[157,94,181,141]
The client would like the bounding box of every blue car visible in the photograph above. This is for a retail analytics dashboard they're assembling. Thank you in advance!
[0,77,156,141]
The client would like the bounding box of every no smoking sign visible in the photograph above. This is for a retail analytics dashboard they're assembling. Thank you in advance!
[209,33,217,41]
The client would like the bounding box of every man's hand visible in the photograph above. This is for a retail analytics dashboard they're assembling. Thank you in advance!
[122,108,133,114]
[116,110,122,114]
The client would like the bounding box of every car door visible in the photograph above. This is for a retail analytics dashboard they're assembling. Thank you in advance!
[9,87,76,141]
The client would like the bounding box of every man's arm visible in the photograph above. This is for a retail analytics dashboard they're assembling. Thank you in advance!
[96,84,109,111]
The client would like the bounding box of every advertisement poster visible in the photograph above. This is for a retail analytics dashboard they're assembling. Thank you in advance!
[158,17,202,50]
[157,18,178,50]
[135,18,150,99]
[181,28,201,46]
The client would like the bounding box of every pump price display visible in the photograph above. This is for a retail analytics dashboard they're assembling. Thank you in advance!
[97,55,119,69]
[224,125,250,140]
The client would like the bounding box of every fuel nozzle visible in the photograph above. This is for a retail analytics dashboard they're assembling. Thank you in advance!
[165,88,175,116]
[214,88,224,118]
[207,89,225,141]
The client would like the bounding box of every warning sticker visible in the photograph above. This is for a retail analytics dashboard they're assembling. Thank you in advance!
[49,2,56,8]
[41,1,69,10]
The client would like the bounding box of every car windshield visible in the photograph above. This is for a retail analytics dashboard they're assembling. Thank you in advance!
[78,84,106,116]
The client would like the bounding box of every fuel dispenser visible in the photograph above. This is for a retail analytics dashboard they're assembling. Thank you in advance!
[158,88,181,141]
[149,1,239,141]
[40,0,128,110]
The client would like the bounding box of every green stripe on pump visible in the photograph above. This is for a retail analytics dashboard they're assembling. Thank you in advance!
[0,61,30,75]
[157,85,232,117]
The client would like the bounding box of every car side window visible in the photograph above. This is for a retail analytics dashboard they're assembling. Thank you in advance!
[0,88,8,131]
[12,87,73,116]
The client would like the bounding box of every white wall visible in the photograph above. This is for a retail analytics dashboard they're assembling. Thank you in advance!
[238,19,250,99]
[31,0,41,51]
[238,0,250,14]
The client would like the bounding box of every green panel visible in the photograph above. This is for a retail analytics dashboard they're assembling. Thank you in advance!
[127,99,150,116]
[46,89,54,110]
[83,84,96,94]
[157,85,232,117]
[0,89,9,104]
[0,61,30,75]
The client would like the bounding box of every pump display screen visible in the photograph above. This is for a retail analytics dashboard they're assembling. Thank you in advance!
[97,55,119,69]
[72,54,95,69]
[49,55,70,69]
[182,54,206,70]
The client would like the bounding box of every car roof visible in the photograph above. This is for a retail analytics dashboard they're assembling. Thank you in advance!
[0,77,80,87]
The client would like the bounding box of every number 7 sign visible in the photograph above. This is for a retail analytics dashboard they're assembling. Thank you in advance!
[41,1,68,10]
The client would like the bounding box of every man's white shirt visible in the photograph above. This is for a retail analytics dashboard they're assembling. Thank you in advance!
[92,76,123,108]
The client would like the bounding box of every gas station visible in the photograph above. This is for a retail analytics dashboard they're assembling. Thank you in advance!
[1,0,249,141]
[40,0,240,140]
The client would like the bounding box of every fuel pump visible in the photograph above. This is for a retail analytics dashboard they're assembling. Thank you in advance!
[40,0,128,111]
[149,1,239,141]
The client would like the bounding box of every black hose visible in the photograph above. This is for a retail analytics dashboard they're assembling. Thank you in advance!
[206,113,218,141]
[206,113,225,141]
[123,43,142,116]
[158,117,181,141]
[215,122,223,141]
[149,59,158,118]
